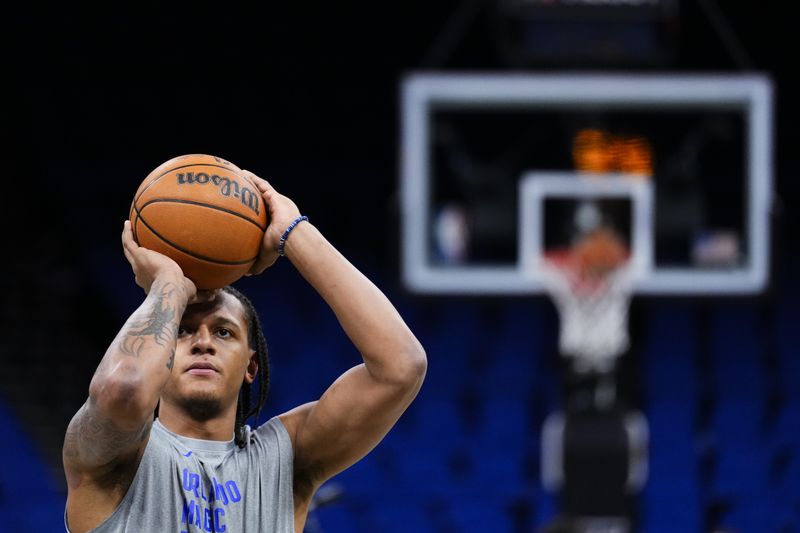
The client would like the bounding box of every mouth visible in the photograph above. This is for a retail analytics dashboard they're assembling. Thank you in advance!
[186,361,219,376]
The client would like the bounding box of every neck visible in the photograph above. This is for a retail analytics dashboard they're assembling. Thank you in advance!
[157,399,238,442]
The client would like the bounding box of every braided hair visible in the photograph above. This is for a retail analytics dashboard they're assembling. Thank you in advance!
[222,286,270,448]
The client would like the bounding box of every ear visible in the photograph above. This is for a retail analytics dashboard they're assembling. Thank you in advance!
[244,348,258,384]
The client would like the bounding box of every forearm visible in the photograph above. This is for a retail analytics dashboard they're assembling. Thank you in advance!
[89,274,189,424]
[284,223,425,382]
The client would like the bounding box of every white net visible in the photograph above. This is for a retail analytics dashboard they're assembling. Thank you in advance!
[541,257,634,374]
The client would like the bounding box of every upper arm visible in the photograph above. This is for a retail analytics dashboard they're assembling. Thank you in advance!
[63,397,151,488]
[280,354,426,491]
[63,398,152,533]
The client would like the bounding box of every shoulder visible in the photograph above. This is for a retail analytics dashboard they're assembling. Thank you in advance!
[276,402,315,446]
[246,416,296,460]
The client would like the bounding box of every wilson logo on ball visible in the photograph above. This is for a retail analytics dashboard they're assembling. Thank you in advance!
[176,172,261,215]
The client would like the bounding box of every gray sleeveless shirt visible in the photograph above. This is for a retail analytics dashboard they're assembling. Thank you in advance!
[66,417,294,533]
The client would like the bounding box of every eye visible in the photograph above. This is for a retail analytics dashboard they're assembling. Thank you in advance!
[178,326,189,336]
[217,328,231,338]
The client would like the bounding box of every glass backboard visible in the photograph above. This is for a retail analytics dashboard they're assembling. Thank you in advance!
[400,74,773,295]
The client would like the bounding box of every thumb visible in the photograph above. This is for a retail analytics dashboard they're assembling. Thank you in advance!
[248,252,279,276]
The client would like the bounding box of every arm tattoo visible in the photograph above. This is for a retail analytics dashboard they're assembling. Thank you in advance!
[118,282,181,358]
[65,402,150,469]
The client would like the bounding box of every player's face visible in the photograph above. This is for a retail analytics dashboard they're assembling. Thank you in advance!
[161,292,257,420]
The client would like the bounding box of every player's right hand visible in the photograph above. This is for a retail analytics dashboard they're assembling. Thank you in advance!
[121,220,198,301]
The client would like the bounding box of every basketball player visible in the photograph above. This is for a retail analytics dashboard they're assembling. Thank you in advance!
[62,172,427,532]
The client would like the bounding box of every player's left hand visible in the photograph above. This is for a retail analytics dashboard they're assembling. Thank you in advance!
[241,170,303,275]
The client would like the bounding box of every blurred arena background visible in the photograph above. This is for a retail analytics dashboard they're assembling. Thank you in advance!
[1,2,798,532]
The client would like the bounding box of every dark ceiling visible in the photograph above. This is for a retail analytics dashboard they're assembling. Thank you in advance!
[2,2,796,269]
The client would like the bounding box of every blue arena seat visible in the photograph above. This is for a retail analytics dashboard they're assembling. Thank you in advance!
[717,495,797,533]
[711,399,764,450]
[641,484,702,533]
[709,307,766,399]
[0,402,65,531]
[642,304,697,405]
[448,498,514,533]
[712,446,769,497]
[308,504,361,533]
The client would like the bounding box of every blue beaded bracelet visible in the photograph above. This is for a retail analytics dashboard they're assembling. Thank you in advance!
[277,215,308,256]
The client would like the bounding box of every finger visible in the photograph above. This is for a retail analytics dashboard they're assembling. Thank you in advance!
[180,278,198,302]
[121,220,139,252]
[194,289,219,304]
[247,262,267,276]
[248,253,279,276]
[242,170,274,194]
[122,244,135,266]
[121,221,137,264]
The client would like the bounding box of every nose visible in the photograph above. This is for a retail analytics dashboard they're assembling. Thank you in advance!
[190,326,216,356]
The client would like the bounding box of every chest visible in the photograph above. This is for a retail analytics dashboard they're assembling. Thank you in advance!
[118,450,294,533]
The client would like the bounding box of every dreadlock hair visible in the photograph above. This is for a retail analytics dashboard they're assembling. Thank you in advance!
[221,285,270,448]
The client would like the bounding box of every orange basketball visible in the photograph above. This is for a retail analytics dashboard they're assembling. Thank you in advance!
[575,228,627,273]
[129,154,268,289]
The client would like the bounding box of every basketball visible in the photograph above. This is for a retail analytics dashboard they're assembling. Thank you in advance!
[129,154,268,289]
[574,227,627,275]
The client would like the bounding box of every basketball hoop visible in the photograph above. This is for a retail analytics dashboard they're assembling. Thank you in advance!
[539,229,635,375]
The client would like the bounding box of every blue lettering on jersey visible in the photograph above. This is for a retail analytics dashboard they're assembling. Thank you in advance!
[180,500,228,532]
[212,478,228,505]
[180,468,239,531]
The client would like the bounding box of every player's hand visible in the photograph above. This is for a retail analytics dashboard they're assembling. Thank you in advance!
[241,170,303,275]
[121,220,199,301]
